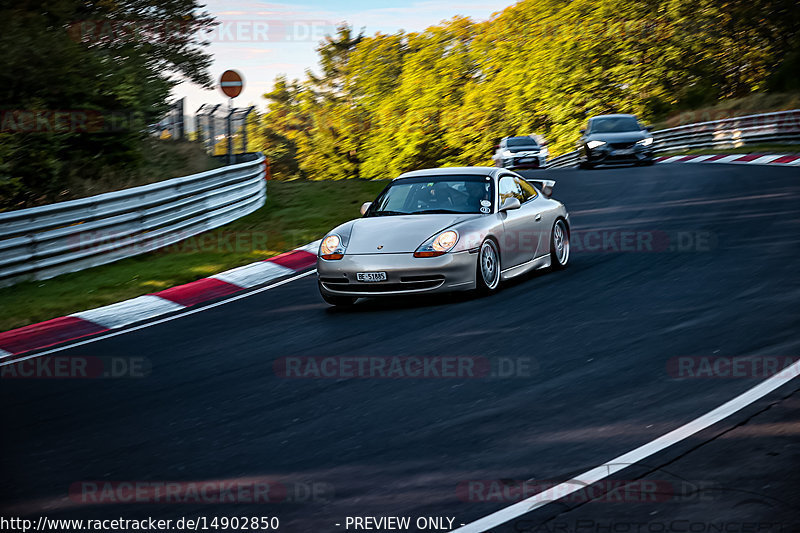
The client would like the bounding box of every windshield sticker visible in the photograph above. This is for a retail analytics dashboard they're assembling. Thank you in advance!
[480,206,491,214]
[480,200,491,207]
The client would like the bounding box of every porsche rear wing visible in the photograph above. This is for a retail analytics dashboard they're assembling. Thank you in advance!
[526,178,555,198]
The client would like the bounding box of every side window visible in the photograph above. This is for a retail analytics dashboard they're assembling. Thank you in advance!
[516,177,538,202]
[498,176,524,204]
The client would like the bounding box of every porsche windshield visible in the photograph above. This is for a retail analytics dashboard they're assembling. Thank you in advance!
[367,176,495,216]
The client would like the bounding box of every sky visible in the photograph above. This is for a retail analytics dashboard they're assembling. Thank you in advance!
[175,0,513,118]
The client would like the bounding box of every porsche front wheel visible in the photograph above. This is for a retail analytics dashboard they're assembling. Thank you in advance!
[476,239,501,293]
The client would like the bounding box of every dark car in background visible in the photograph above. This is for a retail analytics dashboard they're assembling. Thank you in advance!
[577,114,654,169]
[492,135,548,169]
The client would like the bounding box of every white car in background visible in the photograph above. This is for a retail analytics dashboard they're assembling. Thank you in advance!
[492,135,549,170]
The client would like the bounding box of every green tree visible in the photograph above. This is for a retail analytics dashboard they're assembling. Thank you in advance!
[0,0,216,208]
[256,0,799,178]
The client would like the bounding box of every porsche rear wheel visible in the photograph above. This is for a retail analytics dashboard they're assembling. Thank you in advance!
[550,219,570,269]
[476,239,501,293]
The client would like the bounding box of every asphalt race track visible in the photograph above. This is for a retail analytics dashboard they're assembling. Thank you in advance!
[1,162,799,532]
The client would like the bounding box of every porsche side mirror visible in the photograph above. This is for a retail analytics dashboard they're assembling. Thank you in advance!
[499,197,521,212]
[645,125,653,132]
[580,129,586,134]
[360,201,372,215]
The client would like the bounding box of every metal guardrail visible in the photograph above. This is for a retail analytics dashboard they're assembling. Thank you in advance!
[546,151,580,169]
[546,109,800,168]
[0,153,267,287]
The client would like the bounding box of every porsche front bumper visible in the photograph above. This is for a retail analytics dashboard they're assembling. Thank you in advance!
[317,251,477,297]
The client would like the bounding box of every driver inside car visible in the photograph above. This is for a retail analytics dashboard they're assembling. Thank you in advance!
[463,181,488,211]
[429,182,455,208]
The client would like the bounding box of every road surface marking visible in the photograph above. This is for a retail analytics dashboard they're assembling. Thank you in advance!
[451,358,800,532]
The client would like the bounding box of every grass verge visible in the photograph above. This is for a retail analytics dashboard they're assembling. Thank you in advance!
[0,179,387,332]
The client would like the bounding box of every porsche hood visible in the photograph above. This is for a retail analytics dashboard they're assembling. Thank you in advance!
[344,214,479,254]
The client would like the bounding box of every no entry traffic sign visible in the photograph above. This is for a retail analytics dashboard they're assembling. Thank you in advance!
[219,70,244,98]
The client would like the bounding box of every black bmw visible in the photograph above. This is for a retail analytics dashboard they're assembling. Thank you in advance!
[577,114,654,169]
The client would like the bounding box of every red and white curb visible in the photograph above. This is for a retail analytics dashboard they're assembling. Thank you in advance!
[0,240,321,359]
[656,153,800,166]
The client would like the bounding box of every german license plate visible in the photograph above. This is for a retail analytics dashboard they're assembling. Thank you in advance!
[357,272,387,282]
[613,148,634,155]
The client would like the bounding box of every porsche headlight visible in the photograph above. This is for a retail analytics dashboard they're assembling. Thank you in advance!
[320,234,345,260]
[587,140,606,149]
[637,137,654,146]
[502,150,513,157]
[414,230,459,258]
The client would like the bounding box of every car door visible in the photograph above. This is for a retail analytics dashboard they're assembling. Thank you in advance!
[498,175,535,267]
[515,177,549,259]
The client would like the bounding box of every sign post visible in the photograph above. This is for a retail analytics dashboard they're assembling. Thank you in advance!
[219,70,244,164]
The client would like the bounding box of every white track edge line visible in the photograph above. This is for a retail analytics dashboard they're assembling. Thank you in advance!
[451,358,800,532]
[0,269,316,367]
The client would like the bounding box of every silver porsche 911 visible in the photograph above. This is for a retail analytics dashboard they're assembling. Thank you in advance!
[316,166,570,306]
